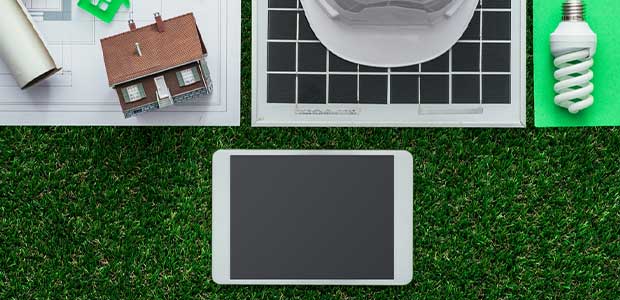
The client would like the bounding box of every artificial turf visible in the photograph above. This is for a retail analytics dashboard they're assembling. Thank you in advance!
[1,0,619,299]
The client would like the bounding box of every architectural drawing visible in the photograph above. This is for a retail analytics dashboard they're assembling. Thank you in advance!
[0,0,241,126]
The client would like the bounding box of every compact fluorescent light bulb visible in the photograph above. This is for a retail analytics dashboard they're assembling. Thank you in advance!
[550,0,597,114]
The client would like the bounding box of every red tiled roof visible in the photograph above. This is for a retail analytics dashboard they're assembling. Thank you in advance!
[101,13,207,86]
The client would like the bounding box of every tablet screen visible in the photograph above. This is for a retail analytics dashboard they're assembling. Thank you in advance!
[229,155,395,280]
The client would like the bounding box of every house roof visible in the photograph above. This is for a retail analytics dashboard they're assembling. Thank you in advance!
[100,13,207,86]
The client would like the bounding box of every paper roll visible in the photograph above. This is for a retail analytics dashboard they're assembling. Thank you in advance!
[0,0,61,89]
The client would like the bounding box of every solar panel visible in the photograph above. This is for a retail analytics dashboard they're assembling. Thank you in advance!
[252,0,525,127]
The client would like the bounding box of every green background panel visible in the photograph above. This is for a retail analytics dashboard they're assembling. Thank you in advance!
[535,0,620,127]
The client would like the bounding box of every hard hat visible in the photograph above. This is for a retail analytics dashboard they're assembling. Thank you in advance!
[301,0,479,67]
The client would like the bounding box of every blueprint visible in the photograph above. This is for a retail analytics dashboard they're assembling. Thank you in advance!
[0,0,240,126]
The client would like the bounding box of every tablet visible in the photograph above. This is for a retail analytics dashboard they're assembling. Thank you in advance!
[212,150,413,285]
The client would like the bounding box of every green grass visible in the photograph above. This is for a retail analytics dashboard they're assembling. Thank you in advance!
[1,0,619,299]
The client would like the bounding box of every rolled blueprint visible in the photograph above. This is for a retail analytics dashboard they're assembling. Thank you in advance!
[0,0,61,89]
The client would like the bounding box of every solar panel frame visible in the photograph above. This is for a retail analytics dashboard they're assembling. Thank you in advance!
[252,0,526,127]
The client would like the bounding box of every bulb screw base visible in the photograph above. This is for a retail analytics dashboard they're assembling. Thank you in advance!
[563,0,585,21]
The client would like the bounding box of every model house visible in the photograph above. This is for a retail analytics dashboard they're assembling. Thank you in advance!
[100,13,214,118]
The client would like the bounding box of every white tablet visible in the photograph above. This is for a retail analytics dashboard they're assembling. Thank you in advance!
[212,150,413,285]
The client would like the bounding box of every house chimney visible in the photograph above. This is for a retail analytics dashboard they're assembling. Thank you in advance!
[154,13,165,33]
[128,19,136,31]
[135,43,143,57]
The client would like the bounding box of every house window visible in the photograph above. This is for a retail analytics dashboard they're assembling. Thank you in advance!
[176,67,200,87]
[122,83,146,103]
[91,0,112,11]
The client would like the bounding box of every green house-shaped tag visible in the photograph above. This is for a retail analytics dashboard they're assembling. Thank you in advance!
[77,0,130,23]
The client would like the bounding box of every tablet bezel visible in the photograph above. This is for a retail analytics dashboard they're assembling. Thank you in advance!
[212,150,413,285]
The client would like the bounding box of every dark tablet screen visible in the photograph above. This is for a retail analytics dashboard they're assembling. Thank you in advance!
[229,155,395,280]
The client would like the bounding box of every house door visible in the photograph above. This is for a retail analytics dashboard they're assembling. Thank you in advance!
[154,76,170,99]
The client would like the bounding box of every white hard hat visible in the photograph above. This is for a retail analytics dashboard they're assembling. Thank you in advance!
[301,0,479,67]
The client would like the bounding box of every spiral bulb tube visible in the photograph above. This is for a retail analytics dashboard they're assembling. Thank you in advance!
[550,0,597,114]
